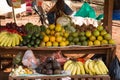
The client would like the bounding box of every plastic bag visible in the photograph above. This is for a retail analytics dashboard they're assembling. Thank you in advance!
[22,50,39,69]
[109,56,120,80]
[74,2,96,19]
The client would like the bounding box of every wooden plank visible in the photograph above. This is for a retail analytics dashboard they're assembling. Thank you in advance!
[88,78,93,80]
[81,78,86,80]
[103,0,114,34]
[96,78,101,80]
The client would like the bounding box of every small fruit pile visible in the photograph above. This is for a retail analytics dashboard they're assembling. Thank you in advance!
[63,59,108,75]
[20,33,43,47]
[18,23,46,47]
[35,57,62,75]
[10,66,33,76]
[67,25,115,46]
[40,24,70,47]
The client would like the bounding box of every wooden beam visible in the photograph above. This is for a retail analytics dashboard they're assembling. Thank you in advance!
[103,0,114,34]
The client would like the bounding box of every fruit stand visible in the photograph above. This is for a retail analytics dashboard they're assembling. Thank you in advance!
[0,0,116,80]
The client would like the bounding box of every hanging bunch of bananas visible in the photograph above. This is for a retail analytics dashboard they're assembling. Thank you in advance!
[0,31,23,47]
[63,59,108,75]
[63,60,85,75]
[84,59,109,75]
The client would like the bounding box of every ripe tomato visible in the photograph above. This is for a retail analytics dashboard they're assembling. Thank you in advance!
[77,58,85,63]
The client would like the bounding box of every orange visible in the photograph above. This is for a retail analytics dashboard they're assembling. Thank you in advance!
[60,41,66,47]
[40,42,45,47]
[55,24,62,32]
[46,41,52,47]
[56,36,62,42]
[49,36,55,42]
[46,29,50,35]
[64,32,69,38]
[50,30,55,35]
[43,36,49,42]
[49,24,55,30]
[53,42,59,47]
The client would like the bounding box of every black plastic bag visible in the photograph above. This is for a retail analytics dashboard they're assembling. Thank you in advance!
[109,56,120,80]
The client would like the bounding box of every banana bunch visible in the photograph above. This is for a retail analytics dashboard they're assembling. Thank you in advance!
[63,60,85,75]
[0,31,23,47]
[84,59,109,75]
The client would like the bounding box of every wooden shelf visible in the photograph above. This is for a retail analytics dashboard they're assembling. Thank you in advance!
[9,74,110,80]
[0,45,116,51]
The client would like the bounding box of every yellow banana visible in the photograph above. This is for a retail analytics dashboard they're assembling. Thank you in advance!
[0,34,8,46]
[3,36,11,47]
[0,31,8,38]
[65,63,74,75]
[8,37,13,47]
[76,63,81,75]
[77,62,85,75]
[0,33,8,43]
[84,59,92,74]
[64,63,73,71]
[71,63,77,75]
[17,34,23,42]
[14,34,20,45]
[11,37,16,47]
[94,63,101,75]
[88,60,95,75]
[98,59,108,73]
[63,60,73,70]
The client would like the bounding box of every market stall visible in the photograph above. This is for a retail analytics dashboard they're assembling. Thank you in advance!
[0,0,116,80]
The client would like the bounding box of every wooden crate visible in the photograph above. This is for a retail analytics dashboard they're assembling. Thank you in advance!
[9,75,110,80]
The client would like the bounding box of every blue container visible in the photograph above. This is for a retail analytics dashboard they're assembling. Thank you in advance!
[113,10,120,20]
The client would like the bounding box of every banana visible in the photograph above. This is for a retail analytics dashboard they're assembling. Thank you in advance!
[71,63,77,75]
[0,31,8,38]
[8,36,13,47]
[0,34,8,46]
[65,63,74,75]
[88,60,95,75]
[94,62,101,75]
[0,33,8,43]
[77,62,85,75]
[63,60,73,70]
[14,34,20,45]
[97,60,108,74]
[84,59,92,74]
[17,34,23,42]
[76,63,81,75]
[3,36,11,47]
[11,37,16,47]
[98,59,108,73]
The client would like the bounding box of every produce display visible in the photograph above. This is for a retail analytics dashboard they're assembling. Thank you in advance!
[0,16,114,78]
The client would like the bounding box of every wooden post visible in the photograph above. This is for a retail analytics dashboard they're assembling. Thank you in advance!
[103,0,114,34]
